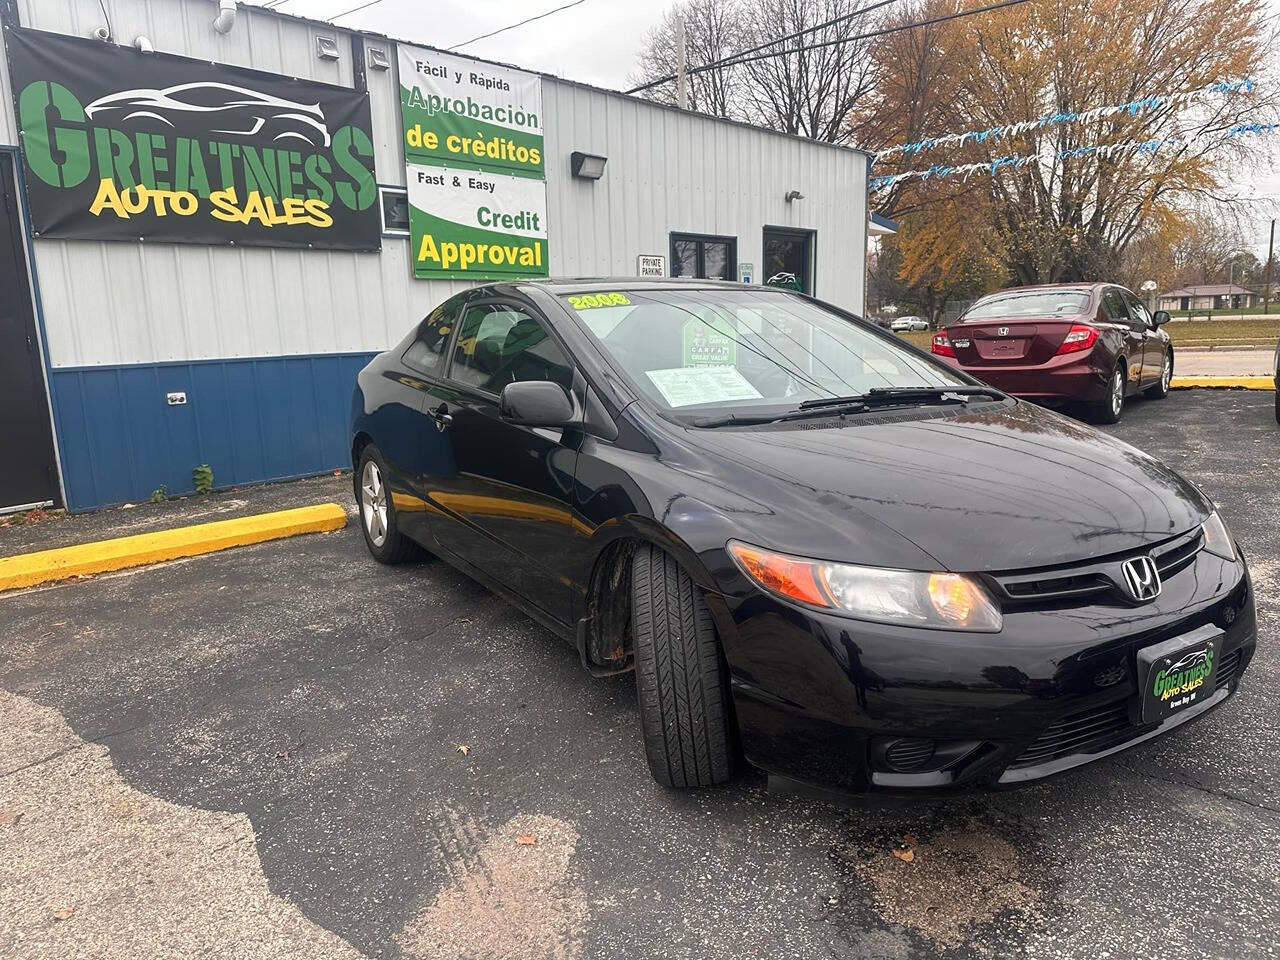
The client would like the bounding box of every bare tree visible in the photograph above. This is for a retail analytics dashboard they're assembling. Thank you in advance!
[736,0,882,143]
[629,0,747,118]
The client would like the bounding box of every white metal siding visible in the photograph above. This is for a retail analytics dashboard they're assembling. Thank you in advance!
[2,0,868,369]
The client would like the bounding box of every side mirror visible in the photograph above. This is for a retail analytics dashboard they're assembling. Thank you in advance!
[1152,310,1170,326]
[499,380,576,428]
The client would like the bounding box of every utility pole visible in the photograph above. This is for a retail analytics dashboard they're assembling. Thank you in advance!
[676,18,688,110]
[1265,218,1275,314]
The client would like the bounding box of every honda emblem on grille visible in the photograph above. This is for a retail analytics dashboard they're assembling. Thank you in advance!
[1120,555,1161,602]
[997,326,1010,337]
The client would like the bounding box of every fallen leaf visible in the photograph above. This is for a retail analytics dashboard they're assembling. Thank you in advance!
[891,848,914,863]
[902,833,918,847]
[0,807,22,827]
[52,906,74,920]
[455,744,470,756]
[515,833,538,846]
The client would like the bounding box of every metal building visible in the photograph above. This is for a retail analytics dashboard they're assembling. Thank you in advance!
[0,0,870,512]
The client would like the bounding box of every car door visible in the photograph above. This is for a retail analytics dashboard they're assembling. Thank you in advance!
[422,297,584,627]
[1123,291,1163,386]
[1100,288,1145,388]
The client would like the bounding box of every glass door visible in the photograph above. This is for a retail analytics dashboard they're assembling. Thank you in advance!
[762,227,814,293]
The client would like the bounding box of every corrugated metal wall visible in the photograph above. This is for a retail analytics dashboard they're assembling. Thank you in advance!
[1,0,868,509]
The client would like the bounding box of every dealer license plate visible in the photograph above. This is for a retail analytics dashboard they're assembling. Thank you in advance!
[1137,626,1220,724]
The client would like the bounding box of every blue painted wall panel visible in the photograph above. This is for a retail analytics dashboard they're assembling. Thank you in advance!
[49,352,377,511]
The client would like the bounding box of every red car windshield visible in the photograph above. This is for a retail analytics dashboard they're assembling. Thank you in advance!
[964,291,1090,320]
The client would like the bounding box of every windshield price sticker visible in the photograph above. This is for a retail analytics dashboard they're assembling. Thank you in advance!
[645,366,762,408]
[568,292,631,309]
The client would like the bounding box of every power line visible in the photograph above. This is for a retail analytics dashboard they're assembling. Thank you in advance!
[328,0,388,21]
[627,0,1032,95]
[448,0,592,51]
[626,0,901,95]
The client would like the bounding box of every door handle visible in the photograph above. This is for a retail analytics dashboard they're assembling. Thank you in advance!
[430,404,452,427]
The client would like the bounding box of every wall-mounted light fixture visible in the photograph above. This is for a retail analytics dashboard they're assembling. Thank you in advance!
[571,151,608,180]
[316,36,341,61]
[785,190,805,203]
[368,47,391,70]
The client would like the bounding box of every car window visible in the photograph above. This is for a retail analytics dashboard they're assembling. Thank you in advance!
[560,288,965,415]
[1102,290,1131,323]
[402,296,461,376]
[964,291,1090,319]
[450,302,573,395]
[1126,294,1153,328]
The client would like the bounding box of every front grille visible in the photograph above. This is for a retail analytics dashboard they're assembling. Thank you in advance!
[991,527,1204,605]
[1008,702,1133,769]
[1217,649,1243,689]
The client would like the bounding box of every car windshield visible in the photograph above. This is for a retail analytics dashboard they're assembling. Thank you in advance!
[559,288,966,418]
[963,290,1090,320]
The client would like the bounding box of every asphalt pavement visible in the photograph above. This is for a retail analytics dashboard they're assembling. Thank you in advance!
[1,390,1276,959]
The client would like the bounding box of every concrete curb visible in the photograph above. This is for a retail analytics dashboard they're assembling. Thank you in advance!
[0,503,347,592]
[1170,376,1276,390]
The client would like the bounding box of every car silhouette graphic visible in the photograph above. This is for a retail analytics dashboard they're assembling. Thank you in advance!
[84,82,331,147]
[1161,649,1210,677]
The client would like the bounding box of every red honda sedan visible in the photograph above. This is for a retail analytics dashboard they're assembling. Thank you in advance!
[931,283,1173,423]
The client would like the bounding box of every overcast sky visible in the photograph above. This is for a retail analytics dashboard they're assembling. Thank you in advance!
[246,0,1280,258]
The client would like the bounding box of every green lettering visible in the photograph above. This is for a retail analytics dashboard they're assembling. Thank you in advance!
[92,127,137,190]
[174,138,210,196]
[332,125,376,210]
[241,146,280,198]
[18,81,89,188]
[303,154,334,204]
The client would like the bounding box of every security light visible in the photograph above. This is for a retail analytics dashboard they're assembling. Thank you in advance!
[785,190,805,203]
[571,151,607,180]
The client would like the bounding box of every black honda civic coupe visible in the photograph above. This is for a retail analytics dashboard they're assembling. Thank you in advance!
[349,278,1256,797]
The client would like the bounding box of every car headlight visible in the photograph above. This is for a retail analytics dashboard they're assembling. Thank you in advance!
[727,540,1003,632]
[1201,511,1236,560]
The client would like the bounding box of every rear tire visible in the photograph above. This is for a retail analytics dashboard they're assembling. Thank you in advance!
[1145,349,1172,399]
[631,544,734,788]
[1091,363,1126,424]
[356,445,425,564]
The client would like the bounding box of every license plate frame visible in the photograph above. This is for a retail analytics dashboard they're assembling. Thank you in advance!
[1136,625,1221,725]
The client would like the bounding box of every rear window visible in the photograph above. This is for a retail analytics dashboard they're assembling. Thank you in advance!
[964,291,1090,320]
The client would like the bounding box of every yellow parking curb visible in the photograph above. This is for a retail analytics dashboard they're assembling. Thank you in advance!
[0,503,347,592]
[1170,376,1275,390]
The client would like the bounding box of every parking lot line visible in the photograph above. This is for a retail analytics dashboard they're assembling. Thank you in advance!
[1170,375,1275,390]
[0,503,347,592]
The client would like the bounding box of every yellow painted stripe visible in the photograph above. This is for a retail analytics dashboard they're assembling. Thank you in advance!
[0,503,347,592]
[1170,376,1276,390]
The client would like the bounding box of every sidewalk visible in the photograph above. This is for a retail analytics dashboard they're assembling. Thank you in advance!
[0,473,352,559]
[1174,348,1275,378]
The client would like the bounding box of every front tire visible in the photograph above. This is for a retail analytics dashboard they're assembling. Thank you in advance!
[356,445,424,564]
[1091,363,1126,424]
[1145,349,1172,399]
[631,544,734,788]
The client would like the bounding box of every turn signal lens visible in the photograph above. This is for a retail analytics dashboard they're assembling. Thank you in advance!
[1054,324,1098,355]
[1201,511,1236,560]
[931,333,956,357]
[726,541,832,607]
[726,541,1002,632]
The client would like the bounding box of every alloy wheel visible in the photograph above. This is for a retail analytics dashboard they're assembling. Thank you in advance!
[361,459,388,548]
[1111,370,1124,416]
[1162,354,1172,393]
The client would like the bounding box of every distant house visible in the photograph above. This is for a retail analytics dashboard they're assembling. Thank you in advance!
[1158,284,1259,311]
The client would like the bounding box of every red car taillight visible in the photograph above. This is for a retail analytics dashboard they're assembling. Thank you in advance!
[931,333,955,357]
[1055,324,1098,355]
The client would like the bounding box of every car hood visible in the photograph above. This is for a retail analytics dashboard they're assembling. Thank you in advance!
[688,400,1211,572]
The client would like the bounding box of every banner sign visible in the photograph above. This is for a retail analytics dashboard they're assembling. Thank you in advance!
[407,163,547,279]
[6,26,380,250]
[398,44,544,179]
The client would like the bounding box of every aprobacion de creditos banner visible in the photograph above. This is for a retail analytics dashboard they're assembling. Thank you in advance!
[7,26,380,250]
[397,44,549,279]
[407,164,547,279]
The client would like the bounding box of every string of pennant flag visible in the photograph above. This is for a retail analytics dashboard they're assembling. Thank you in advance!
[868,120,1280,192]
[873,79,1255,161]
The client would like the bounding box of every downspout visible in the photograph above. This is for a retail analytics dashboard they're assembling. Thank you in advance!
[213,0,237,34]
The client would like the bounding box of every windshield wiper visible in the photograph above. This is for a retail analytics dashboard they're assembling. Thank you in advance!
[797,385,1004,410]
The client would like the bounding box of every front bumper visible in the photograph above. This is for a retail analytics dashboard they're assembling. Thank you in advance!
[709,547,1256,796]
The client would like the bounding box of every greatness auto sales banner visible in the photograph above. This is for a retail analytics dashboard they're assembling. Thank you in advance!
[6,26,380,250]
[398,44,548,279]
